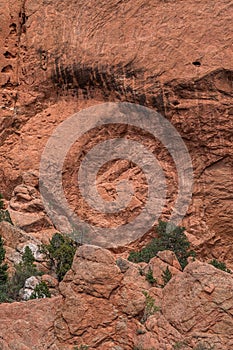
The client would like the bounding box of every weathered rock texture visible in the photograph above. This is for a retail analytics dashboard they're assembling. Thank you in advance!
[0,296,63,350]
[0,1,232,346]
[0,0,232,264]
[0,244,233,349]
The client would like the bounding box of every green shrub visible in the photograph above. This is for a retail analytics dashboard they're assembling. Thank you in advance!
[41,233,78,281]
[141,291,160,323]
[0,194,4,210]
[0,236,8,302]
[6,246,40,301]
[0,193,13,224]
[209,259,231,274]
[138,267,144,276]
[0,209,13,225]
[0,239,43,303]
[30,281,51,299]
[0,284,8,303]
[172,341,187,349]
[0,236,8,284]
[22,246,36,265]
[162,266,172,286]
[145,267,156,284]
[128,220,195,269]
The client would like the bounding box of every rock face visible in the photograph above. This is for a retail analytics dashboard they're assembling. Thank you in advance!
[0,1,232,348]
[0,0,232,264]
[7,171,55,237]
[0,296,63,350]
[163,261,233,348]
[0,245,233,349]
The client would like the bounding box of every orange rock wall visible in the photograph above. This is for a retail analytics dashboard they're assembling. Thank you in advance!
[0,0,232,260]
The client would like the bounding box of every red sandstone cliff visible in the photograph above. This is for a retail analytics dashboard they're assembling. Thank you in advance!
[0,0,232,348]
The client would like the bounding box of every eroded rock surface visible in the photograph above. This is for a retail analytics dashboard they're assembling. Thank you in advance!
[0,244,232,349]
[0,296,63,350]
[0,0,232,263]
[0,1,232,348]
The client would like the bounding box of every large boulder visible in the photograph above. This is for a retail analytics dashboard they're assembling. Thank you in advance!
[162,260,233,349]
[0,297,63,350]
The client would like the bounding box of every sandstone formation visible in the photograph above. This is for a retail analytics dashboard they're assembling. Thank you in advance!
[0,296,63,350]
[0,0,232,348]
[0,0,232,262]
[0,244,233,349]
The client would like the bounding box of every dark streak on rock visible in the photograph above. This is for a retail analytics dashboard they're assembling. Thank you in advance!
[49,60,166,112]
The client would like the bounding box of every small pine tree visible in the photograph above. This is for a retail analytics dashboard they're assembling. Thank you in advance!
[0,235,8,302]
[128,220,195,269]
[0,210,13,224]
[141,291,161,323]
[22,246,35,265]
[209,259,231,273]
[41,233,77,281]
[6,246,40,301]
[145,267,156,284]
[0,236,8,284]
[0,193,13,225]
[0,194,4,210]
[30,281,51,299]
[162,266,172,286]
[0,237,6,265]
